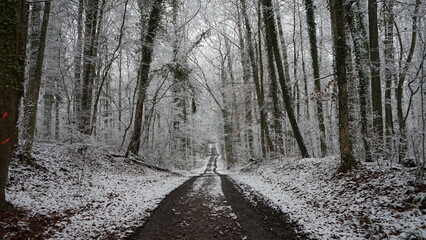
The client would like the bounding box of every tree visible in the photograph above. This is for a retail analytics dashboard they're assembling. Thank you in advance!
[368,0,384,144]
[126,0,164,156]
[346,1,372,162]
[261,0,310,158]
[304,0,327,157]
[79,0,100,134]
[331,0,356,172]
[0,0,28,210]
[74,0,84,126]
[240,0,274,156]
[235,1,254,157]
[395,0,421,161]
[21,1,51,159]
[383,0,395,153]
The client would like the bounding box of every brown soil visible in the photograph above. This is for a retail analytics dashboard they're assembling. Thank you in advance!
[127,155,310,240]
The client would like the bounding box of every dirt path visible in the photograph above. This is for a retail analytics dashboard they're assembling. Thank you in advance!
[126,155,309,240]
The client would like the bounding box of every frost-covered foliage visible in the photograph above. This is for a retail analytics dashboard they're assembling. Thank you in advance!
[5,143,187,239]
[232,157,426,239]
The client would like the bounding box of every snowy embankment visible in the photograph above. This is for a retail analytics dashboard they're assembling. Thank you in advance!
[4,143,187,239]
[232,157,426,240]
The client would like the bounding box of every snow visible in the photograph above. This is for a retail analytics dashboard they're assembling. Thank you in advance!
[231,157,426,240]
[6,143,188,239]
[5,144,425,239]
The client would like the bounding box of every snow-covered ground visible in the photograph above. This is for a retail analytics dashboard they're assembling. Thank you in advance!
[232,157,426,239]
[4,143,188,239]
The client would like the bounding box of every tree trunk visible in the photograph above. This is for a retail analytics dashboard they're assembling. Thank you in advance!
[0,0,28,211]
[261,0,310,158]
[43,84,53,139]
[79,0,100,134]
[396,0,421,161]
[346,2,372,162]
[22,1,51,158]
[331,0,356,172]
[220,54,235,168]
[368,0,384,143]
[170,0,190,162]
[383,0,395,155]
[126,0,164,156]
[236,3,254,157]
[297,2,310,121]
[74,0,84,125]
[303,0,327,157]
[240,0,273,156]
[263,7,282,155]
[55,92,61,140]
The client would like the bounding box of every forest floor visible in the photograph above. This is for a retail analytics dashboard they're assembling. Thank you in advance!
[1,143,187,239]
[233,156,426,239]
[1,143,425,239]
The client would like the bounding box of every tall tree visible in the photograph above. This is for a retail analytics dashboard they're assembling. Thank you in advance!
[21,1,51,159]
[240,0,273,156]
[368,0,384,143]
[170,0,191,161]
[221,41,235,168]
[0,0,28,210]
[331,0,356,172]
[126,0,164,156]
[396,0,421,161]
[261,0,310,158]
[236,2,254,156]
[383,0,395,153]
[79,0,100,134]
[346,1,372,162]
[304,0,327,157]
[74,0,84,125]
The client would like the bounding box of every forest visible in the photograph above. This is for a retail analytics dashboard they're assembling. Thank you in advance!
[0,0,425,239]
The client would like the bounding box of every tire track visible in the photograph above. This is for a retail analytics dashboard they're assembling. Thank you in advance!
[127,153,309,240]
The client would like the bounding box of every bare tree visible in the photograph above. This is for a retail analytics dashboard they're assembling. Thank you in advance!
[261,0,310,158]
[126,0,164,156]
[368,0,384,145]
[22,1,51,159]
[304,0,327,157]
[79,0,100,134]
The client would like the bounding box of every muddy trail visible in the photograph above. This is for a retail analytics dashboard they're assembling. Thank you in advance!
[126,154,309,240]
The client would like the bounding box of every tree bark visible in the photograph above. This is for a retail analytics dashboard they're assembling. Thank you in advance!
[236,2,254,157]
[368,0,384,142]
[126,0,164,156]
[74,0,84,124]
[304,0,327,157]
[331,0,356,172]
[396,0,421,161]
[79,0,100,134]
[22,1,51,158]
[346,1,372,162]
[0,0,28,211]
[383,0,395,154]
[261,0,310,158]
